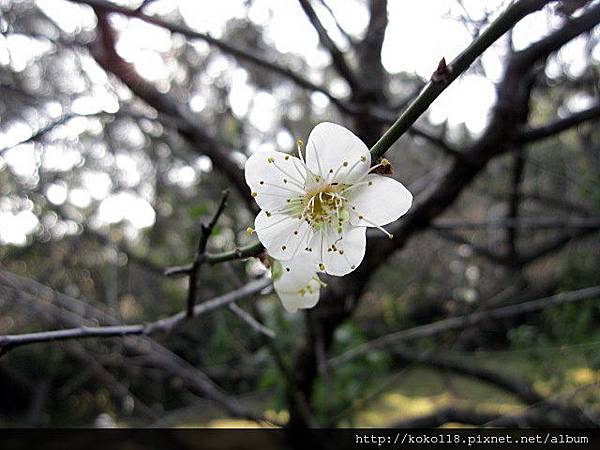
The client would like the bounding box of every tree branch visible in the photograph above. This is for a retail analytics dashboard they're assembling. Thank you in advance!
[298,0,360,91]
[432,216,600,230]
[0,270,279,425]
[0,276,271,355]
[518,102,600,142]
[331,285,600,366]
[186,190,230,317]
[164,242,265,277]
[89,6,254,210]
[67,0,347,110]
[369,0,558,158]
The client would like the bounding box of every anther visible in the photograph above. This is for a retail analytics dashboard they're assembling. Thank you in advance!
[343,161,348,167]
[246,227,254,235]
[319,263,325,271]
[266,211,272,217]
[267,157,275,163]
[281,245,287,251]
[361,156,367,162]
[286,267,290,272]
[251,192,257,197]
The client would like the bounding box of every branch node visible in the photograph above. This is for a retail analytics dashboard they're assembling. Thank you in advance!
[431,57,450,83]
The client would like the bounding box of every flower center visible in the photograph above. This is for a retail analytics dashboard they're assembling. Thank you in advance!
[302,185,348,231]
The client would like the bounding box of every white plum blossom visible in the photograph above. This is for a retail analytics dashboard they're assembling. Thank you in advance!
[245,122,413,311]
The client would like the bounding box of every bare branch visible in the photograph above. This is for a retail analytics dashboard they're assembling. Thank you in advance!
[369,0,561,158]
[228,303,275,339]
[297,0,360,91]
[407,126,463,159]
[519,102,600,142]
[331,285,600,366]
[187,190,230,317]
[0,270,278,424]
[315,0,356,46]
[432,216,600,230]
[67,0,347,110]
[89,7,254,209]
[164,242,264,277]
[0,277,271,355]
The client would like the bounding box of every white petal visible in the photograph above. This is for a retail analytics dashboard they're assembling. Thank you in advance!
[245,150,307,211]
[255,210,314,260]
[305,122,370,183]
[348,174,413,227]
[276,279,321,313]
[273,253,321,313]
[310,225,366,276]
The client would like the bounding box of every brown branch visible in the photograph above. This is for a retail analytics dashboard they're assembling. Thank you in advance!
[315,0,356,46]
[519,102,600,142]
[297,0,360,91]
[331,285,600,366]
[186,190,230,317]
[67,0,348,111]
[287,3,600,426]
[355,0,388,98]
[89,7,255,210]
[369,0,564,158]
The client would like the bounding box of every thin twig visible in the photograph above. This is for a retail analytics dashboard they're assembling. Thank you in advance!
[164,242,264,277]
[186,190,230,317]
[228,303,275,339]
